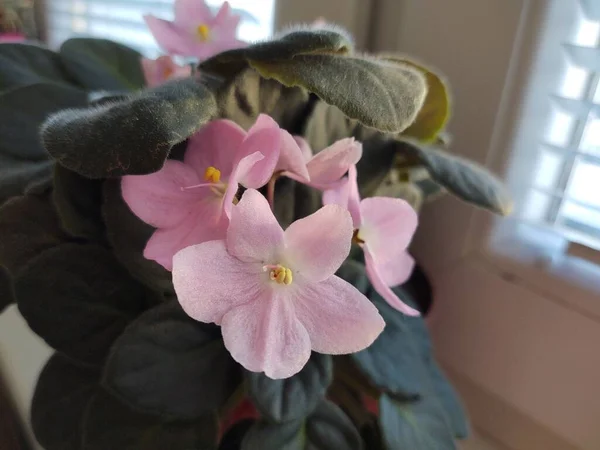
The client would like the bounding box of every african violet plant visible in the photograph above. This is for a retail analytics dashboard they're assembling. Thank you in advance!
[0,1,512,449]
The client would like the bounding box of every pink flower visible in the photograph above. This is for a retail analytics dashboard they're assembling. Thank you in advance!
[144,0,246,59]
[173,189,385,379]
[324,166,420,316]
[278,136,363,190]
[141,55,192,87]
[122,115,281,270]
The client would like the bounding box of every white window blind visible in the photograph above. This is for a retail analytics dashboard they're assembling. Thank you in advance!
[45,0,275,57]
[503,0,600,259]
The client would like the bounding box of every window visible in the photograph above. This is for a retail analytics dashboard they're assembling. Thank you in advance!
[45,0,275,56]
[495,0,600,266]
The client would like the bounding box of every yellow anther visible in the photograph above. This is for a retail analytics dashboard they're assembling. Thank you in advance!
[268,265,293,285]
[196,24,211,41]
[204,166,221,183]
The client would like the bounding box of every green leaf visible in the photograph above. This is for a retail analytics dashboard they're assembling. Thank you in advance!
[0,265,14,314]
[31,354,99,450]
[0,83,87,201]
[200,27,354,78]
[250,55,426,134]
[59,38,146,91]
[0,192,69,275]
[247,352,332,422]
[219,419,256,450]
[429,361,469,439]
[103,302,243,420]
[53,165,106,240]
[355,137,398,198]
[42,78,217,178]
[102,179,173,294]
[0,42,76,90]
[243,400,362,450]
[379,394,457,450]
[398,142,512,215]
[385,57,450,143]
[15,243,146,366]
[82,390,219,450]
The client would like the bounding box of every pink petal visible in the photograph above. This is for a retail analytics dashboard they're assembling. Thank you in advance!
[222,151,265,219]
[293,275,384,354]
[213,2,238,29]
[284,205,353,282]
[144,196,227,270]
[227,189,284,263]
[322,164,362,227]
[121,160,201,229]
[144,15,194,56]
[173,240,261,324]
[185,119,246,180]
[306,138,362,189]
[364,247,420,316]
[221,290,311,379]
[174,0,213,29]
[294,136,313,162]
[359,197,418,283]
[141,56,191,87]
[276,131,310,181]
[236,115,281,188]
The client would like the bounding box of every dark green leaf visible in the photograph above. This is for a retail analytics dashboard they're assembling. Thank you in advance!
[305,400,363,450]
[0,83,87,200]
[379,394,457,450]
[103,302,242,420]
[248,353,332,422]
[0,192,68,274]
[15,243,146,366]
[429,361,469,439]
[0,265,14,313]
[250,55,426,134]
[219,419,256,450]
[102,179,173,294]
[200,27,353,78]
[359,416,385,450]
[0,42,75,90]
[53,165,106,240]
[59,38,145,91]
[82,390,218,450]
[355,137,398,198]
[242,418,303,450]
[31,354,99,450]
[399,142,512,215]
[42,78,217,178]
[293,182,321,221]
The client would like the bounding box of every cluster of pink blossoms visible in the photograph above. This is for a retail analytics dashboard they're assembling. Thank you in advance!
[122,114,420,379]
[140,0,246,86]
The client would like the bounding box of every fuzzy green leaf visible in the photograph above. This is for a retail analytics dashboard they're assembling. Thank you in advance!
[379,394,457,450]
[0,83,87,201]
[0,42,75,90]
[42,78,217,178]
[355,137,400,198]
[0,265,14,314]
[250,55,427,134]
[31,354,99,450]
[242,400,362,450]
[247,352,332,422]
[59,38,146,91]
[429,361,470,439]
[82,391,218,450]
[0,192,68,275]
[53,165,106,240]
[103,302,242,420]
[398,142,512,215]
[15,244,146,366]
[102,179,173,294]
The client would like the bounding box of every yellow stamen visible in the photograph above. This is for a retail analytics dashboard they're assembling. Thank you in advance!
[204,166,221,183]
[196,24,211,41]
[268,265,293,285]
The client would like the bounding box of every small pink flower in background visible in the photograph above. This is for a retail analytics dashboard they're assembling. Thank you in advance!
[141,55,192,87]
[324,166,420,316]
[278,136,363,190]
[144,0,246,59]
[121,114,282,270]
[173,189,385,379]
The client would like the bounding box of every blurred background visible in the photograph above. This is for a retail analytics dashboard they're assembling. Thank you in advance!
[1,1,600,449]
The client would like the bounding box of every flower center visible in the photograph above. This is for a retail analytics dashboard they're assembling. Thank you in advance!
[196,24,211,41]
[162,66,174,79]
[180,165,226,197]
[204,166,221,183]
[264,264,293,285]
